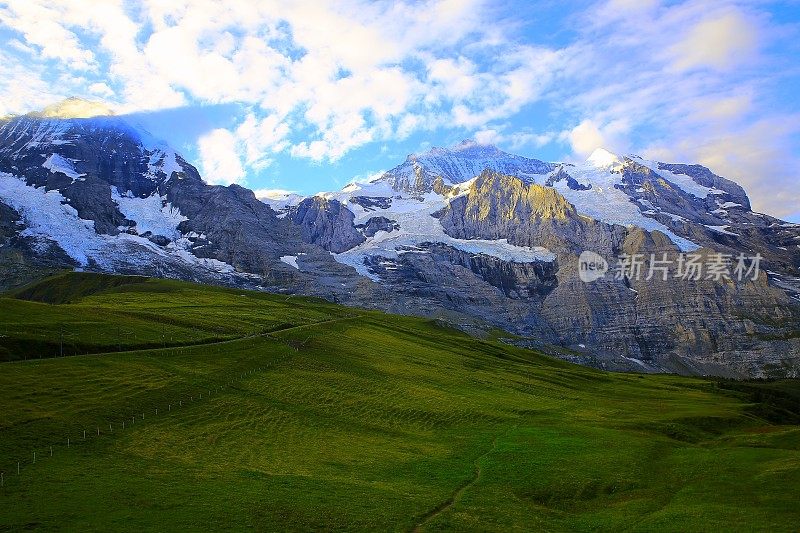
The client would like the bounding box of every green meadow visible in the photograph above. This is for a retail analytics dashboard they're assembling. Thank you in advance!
[0,272,798,531]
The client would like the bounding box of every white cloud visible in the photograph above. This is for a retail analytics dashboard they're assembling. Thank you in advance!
[0,0,797,219]
[568,120,607,157]
[0,50,67,116]
[474,129,501,145]
[235,113,289,169]
[0,0,566,165]
[694,94,752,122]
[88,82,114,98]
[669,11,758,72]
[197,128,245,185]
[608,0,657,9]
[475,127,555,152]
[0,1,95,70]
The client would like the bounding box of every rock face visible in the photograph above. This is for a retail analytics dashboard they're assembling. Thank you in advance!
[432,169,799,376]
[436,170,626,256]
[657,163,751,209]
[289,196,365,253]
[356,216,399,238]
[1,101,799,378]
[166,179,307,279]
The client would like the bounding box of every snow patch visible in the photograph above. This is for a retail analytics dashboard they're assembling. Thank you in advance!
[621,355,648,368]
[383,139,553,187]
[0,172,236,277]
[38,98,114,119]
[112,187,187,239]
[639,160,720,199]
[42,153,85,180]
[259,192,304,211]
[280,255,299,269]
[705,225,739,236]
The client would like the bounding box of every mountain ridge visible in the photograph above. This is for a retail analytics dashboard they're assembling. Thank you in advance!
[0,101,798,378]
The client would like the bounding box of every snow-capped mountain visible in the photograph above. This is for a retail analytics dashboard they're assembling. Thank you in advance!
[274,140,800,378]
[1,99,799,378]
[0,98,333,287]
[298,142,795,282]
[380,139,554,194]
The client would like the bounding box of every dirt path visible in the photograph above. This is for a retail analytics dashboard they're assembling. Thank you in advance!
[411,436,499,532]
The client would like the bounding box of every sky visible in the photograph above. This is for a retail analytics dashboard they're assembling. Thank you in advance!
[1,0,799,221]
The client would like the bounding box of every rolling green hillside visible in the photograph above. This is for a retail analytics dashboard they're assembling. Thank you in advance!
[0,273,798,531]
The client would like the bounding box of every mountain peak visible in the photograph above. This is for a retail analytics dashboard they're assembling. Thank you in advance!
[386,139,554,193]
[455,138,479,148]
[587,148,623,169]
[34,97,115,119]
[410,139,503,161]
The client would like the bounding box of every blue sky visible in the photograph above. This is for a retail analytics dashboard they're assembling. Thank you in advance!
[1,0,799,220]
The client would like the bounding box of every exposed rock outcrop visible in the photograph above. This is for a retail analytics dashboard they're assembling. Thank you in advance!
[289,196,365,253]
[356,216,399,237]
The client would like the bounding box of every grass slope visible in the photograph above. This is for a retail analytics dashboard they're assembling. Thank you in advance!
[0,272,798,531]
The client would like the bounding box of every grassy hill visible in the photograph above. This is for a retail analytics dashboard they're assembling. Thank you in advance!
[0,272,798,531]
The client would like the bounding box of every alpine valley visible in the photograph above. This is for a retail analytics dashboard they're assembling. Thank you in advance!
[2,98,799,378]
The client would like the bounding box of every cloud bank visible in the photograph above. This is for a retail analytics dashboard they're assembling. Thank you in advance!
[0,0,797,218]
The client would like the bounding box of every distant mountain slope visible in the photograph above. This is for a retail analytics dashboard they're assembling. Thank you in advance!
[1,99,798,377]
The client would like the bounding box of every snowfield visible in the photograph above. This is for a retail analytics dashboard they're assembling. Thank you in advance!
[112,187,187,239]
[323,179,556,281]
[42,153,85,180]
[314,146,716,281]
[280,255,300,269]
[636,158,724,199]
[0,172,236,276]
[551,150,699,252]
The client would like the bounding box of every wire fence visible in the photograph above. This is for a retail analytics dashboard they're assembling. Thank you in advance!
[0,315,359,489]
